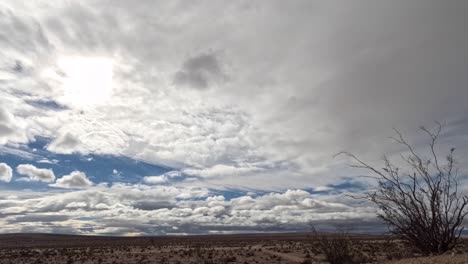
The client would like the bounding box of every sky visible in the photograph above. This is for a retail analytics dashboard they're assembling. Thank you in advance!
[0,0,468,236]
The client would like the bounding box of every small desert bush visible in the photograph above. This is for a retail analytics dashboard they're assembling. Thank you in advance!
[311,227,370,264]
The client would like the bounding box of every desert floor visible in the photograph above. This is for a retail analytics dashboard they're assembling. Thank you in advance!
[0,233,466,264]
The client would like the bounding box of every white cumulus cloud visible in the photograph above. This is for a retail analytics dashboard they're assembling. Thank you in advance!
[16,164,55,182]
[51,171,93,189]
[0,163,13,182]
[0,186,375,235]
[143,171,182,185]
[143,175,167,184]
[0,106,27,145]
[47,132,81,154]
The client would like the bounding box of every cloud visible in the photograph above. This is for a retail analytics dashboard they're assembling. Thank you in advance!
[51,171,93,189]
[65,202,87,209]
[143,175,167,184]
[173,53,226,90]
[8,214,70,224]
[0,107,27,145]
[0,145,38,160]
[0,107,15,137]
[47,132,81,154]
[0,8,51,59]
[0,163,13,182]
[0,0,467,204]
[0,186,375,235]
[183,164,262,179]
[143,170,182,184]
[16,164,55,182]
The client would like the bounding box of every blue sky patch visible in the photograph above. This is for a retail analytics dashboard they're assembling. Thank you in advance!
[0,137,172,189]
[26,99,68,111]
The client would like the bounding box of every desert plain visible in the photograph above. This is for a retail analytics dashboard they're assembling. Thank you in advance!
[0,233,467,264]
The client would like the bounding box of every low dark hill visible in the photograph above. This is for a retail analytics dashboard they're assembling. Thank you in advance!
[0,232,386,249]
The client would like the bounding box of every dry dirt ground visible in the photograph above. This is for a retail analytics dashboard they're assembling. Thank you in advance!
[0,233,466,264]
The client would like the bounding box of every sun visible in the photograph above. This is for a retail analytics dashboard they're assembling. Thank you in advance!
[58,57,113,107]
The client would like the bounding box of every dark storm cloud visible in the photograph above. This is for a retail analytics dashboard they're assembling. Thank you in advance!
[315,1,468,151]
[234,0,468,169]
[8,214,70,224]
[131,200,175,211]
[174,53,226,90]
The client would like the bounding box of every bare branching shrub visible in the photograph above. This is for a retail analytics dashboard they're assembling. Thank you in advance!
[311,226,364,264]
[337,123,468,254]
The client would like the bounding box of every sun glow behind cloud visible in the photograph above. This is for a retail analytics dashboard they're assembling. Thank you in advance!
[58,57,113,107]
[1,0,468,236]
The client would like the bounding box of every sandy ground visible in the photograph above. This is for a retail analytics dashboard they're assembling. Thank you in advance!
[385,253,468,264]
[0,233,466,263]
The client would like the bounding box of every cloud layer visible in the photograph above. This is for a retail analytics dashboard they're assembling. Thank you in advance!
[0,0,467,234]
[0,185,375,235]
[1,1,467,190]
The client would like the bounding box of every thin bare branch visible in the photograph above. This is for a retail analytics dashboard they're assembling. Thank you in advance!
[341,124,467,255]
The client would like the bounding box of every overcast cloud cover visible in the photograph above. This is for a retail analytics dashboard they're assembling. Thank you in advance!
[0,0,468,235]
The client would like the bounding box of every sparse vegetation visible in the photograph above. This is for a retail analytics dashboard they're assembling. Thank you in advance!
[310,226,372,264]
[6,233,466,263]
[311,226,356,264]
[338,123,468,255]
[0,238,467,263]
